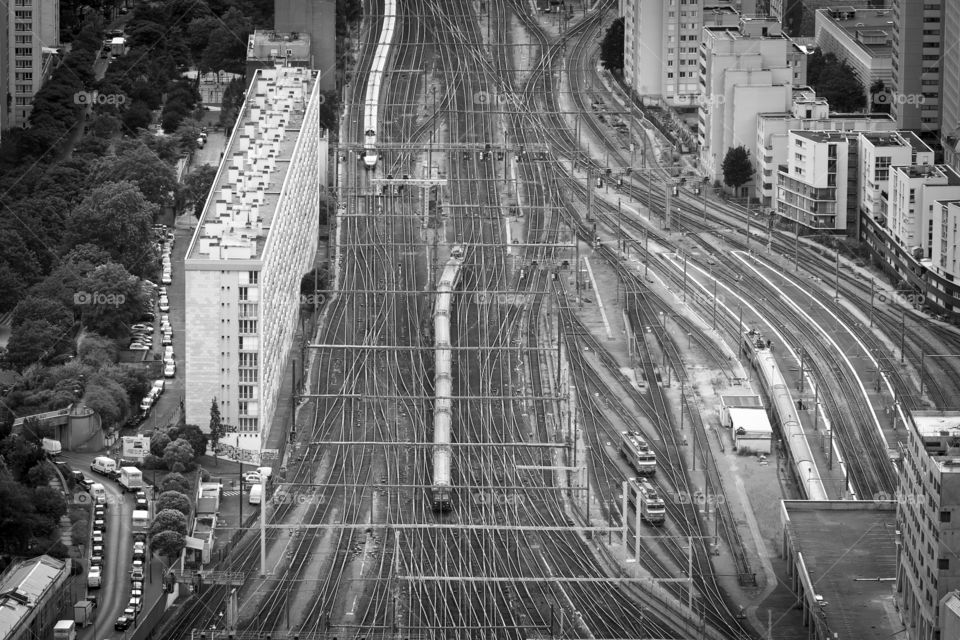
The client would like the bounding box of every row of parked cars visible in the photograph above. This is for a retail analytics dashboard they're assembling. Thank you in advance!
[116,490,149,631]
[139,379,166,417]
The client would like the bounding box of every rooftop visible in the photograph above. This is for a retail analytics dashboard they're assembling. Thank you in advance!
[188,66,318,263]
[782,501,898,640]
[729,407,773,434]
[896,164,960,185]
[861,130,932,152]
[247,30,311,62]
[815,6,895,56]
[0,556,67,639]
[793,129,862,143]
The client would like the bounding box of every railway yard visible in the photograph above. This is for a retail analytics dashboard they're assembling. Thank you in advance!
[156,1,960,639]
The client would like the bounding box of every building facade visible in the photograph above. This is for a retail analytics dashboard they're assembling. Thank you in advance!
[858,131,934,223]
[896,412,960,640]
[887,164,960,259]
[940,0,960,171]
[757,89,896,208]
[0,556,70,640]
[185,66,326,456]
[814,6,894,106]
[890,0,942,133]
[274,0,335,90]
[5,0,60,129]
[772,0,887,36]
[699,16,793,189]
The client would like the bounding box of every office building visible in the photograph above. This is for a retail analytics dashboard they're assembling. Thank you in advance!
[0,556,70,640]
[814,6,895,106]
[776,129,861,231]
[890,0,942,132]
[274,0,335,90]
[5,0,60,129]
[622,0,749,109]
[940,0,960,171]
[246,30,312,82]
[895,412,960,640]
[756,88,896,208]
[858,130,934,223]
[185,66,326,456]
[699,16,794,191]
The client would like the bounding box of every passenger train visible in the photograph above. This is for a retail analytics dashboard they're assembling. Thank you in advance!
[362,0,397,169]
[431,246,465,511]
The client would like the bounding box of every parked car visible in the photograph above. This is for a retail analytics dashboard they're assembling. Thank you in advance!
[130,567,144,582]
[164,362,176,378]
[161,274,172,285]
[129,343,149,351]
[135,497,148,510]
[90,555,103,567]
[139,397,153,412]
[93,517,105,529]
[92,531,104,545]
[87,566,102,588]
[131,323,151,332]
[159,301,169,312]
[92,544,103,557]
[131,580,144,592]
[114,616,132,631]
[243,471,262,485]
[128,596,142,613]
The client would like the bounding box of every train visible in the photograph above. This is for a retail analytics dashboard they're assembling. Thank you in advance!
[362,0,397,169]
[619,430,657,475]
[627,477,666,525]
[431,246,465,511]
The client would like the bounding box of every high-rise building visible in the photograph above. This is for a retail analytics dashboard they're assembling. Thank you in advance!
[814,6,895,107]
[274,0,335,91]
[896,412,960,640]
[940,0,960,171]
[185,66,327,456]
[622,0,750,109]
[890,0,942,133]
[698,16,794,190]
[246,30,312,82]
[5,0,60,129]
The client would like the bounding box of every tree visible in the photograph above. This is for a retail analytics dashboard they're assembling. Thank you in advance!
[318,90,339,131]
[151,530,186,564]
[92,145,179,209]
[721,146,754,193]
[599,17,625,73]
[5,319,70,371]
[149,508,187,537]
[200,8,252,75]
[806,50,866,113]
[155,490,191,516]
[26,463,52,488]
[163,438,195,472]
[12,298,72,331]
[150,431,172,457]
[159,472,191,495]
[77,333,120,368]
[63,181,159,279]
[183,165,218,218]
[178,424,208,461]
[209,398,224,465]
[33,486,66,520]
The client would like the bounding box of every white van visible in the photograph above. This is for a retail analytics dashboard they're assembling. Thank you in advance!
[90,456,117,477]
[87,566,102,588]
[89,483,107,504]
[249,484,263,505]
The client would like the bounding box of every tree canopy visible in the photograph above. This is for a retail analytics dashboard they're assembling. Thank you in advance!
[149,508,188,538]
[599,17,625,73]
[159,471,192,495]
[807,50,866,113]
[155,490,192,516]
[721,146,755,191]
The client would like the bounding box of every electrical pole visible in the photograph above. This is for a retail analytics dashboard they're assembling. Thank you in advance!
[869,279,875,328]
[794,219,799,272]
[834,248,840,300]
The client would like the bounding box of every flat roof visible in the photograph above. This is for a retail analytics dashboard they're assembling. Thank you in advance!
[794,129,862,142]
[729,407,773,434]
[188,66,316,263]
[913,411,960,437]
[0,556,67,639]
[721,394,764,408]
[899,164,960,185]
[816,7,894,57]
[782,501,898,639]
[247,30,311,62]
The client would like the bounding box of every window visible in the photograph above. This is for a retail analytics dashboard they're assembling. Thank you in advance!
[239,385,255,400]
[248,271,259,284]
[939,558,949,571]
[238,319,257,334]
[239,352,258,367]
[14,47,31,57]
[239,287,249,301]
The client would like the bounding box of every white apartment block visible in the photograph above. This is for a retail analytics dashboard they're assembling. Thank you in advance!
[698,16,793,190]
[887,164,960,259]
[941,0,960,171]
[896,412,960,640]
[858,130,934,223]
[185,66,326,456]
[756,88,896,207]
[6,0,59,129]
[776,130,858,231]
[814,6,895,106]
[932,201,960,285]
[622,0,744,108]
[890,0,942,132]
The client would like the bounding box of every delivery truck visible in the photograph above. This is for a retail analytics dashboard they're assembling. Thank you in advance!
[131,509,150,536]
[42,438,62,456]
[53,620,76,640]
[73,600,93,628]
[118,467,143,493]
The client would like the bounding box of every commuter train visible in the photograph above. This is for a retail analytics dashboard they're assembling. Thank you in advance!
[431,246,465,511]
[619,430,657,476]
[362,0,397,169]
[627,477,666,525]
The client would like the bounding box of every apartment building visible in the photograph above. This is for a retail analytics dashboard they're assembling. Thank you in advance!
[890,0,942,133]
[622,0,746,108]
[859,131,934,223]
[887,164,960,259]
[896,412,960,640]
[699,16,794,190]
[776,129,861,231]
[185,66,326,456]
[940,0,960,171]
[756,88,896,207]
[0,556,70,640]
[5,0,60,129]
[814,6,895,106]
[274,0,335,90]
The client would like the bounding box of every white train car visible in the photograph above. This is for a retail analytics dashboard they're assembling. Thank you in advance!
[627,477,666,525]
[362,0,397,169]
[619,430,656,476]
[431,247,465,511]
